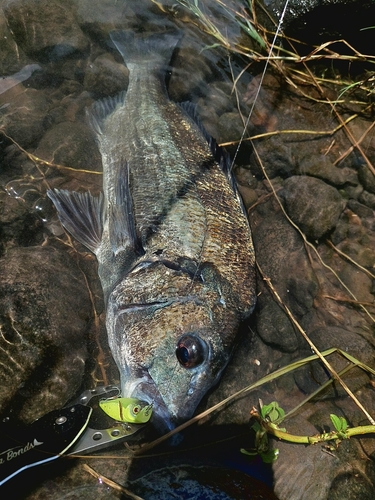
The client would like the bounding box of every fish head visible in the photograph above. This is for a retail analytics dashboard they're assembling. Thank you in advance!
[105,260,242,432]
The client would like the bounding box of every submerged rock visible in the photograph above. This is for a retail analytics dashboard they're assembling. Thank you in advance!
[0,87,49,148]
[282,176,346,240]
[0,245,91,423]
[4,0,89,61]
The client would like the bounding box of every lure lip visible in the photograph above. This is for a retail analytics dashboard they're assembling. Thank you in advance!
[66,385,150,456]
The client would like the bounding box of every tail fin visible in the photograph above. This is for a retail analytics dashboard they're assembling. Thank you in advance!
[110,30,182,67]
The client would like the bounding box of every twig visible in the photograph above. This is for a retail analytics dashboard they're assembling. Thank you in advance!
[83,464,144,500]
[326,240,375,280]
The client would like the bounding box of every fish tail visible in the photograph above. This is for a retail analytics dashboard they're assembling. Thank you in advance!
[110,30,182,67]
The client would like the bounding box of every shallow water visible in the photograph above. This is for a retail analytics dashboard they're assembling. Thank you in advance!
[0,1,375,499]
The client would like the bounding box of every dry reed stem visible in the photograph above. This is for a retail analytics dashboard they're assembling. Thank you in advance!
[83,464,144,499]
[1,130,102,176]
[252,145,375,324]
[326,240,375,280]
[333,120,375,166]
[256,261,375,426]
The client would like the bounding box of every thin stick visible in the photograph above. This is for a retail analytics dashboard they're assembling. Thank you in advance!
[256,262,375,426]
[83,464,144,500]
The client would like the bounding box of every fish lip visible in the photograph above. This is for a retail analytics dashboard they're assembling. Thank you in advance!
[122,375,177,432]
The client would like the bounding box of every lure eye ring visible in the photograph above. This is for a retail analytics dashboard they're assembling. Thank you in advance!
[176,334,207,368]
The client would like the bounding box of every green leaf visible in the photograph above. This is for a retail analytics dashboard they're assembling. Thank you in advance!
[261,402,285,422]
[240,448,258,457]
[260,448,279,463]
[330,414,342,431]
[330,414,348,433]
[251,421,262,432]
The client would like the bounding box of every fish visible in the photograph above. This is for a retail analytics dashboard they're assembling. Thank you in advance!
[47,30,256,431]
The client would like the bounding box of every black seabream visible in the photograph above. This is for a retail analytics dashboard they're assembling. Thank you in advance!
[48,31,256,431]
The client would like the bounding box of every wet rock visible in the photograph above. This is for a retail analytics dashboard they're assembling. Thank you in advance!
[0,64,42,95]
[169,45,212,102]
[0,15,30,75]
[206,82,235,116]
[83,54,129,98]
[0,191,43,254]
[197,82,235,139]
[257,299,299,353]
[251,210,319,319]
[129,465,278,500]
[282,176,345,240]
[358,164,375,194]
[328,470,375,500]
[243,73,280,131]
[341,183,364,201]
[249,136,295,178]
[359,190,375,209]
[34,121,102,174]
[4,0,89,62]
[294,327,374,395]
[0,245,91,423]
[347,199,373,220]
[298,155,357,186]
[0,87,49,148]
[217,111,250,145]
[75,0,156,37]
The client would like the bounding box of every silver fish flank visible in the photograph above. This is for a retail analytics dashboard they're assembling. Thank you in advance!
[48,31,256,431]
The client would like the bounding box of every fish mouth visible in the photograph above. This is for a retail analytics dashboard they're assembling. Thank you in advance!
[122,374,178,433]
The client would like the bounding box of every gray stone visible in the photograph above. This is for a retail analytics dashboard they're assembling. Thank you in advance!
[0,87,49,147]
[0,191,43,254]
[34,121,102,174]
[251,210,319,319]
[83,54,129,98]
[4,0,89,61]
[358,164,375,194]
[358,190,375,209]
[249,136,295,178]
[282,176,345,240]
[298,155,357,186]
[0,15,30,75]
[0,245,91,423]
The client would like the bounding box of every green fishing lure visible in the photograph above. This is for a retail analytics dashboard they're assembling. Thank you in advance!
[99,397,152,423]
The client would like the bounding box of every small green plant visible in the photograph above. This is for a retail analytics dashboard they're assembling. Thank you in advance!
[241,402,375,463]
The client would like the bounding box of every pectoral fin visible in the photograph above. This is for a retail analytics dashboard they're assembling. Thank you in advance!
[109,161,144,257]
[47,189,104,253]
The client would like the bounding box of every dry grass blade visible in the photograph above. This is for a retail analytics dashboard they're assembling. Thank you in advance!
[252,146,375,324]
[83,464,144,500]
[219,113,358,146]
[1,130,102,176]
[326,240,375,280]
[256,262,375,426]
[250,145,375,424]
[332,120,375,167]
[134,347,375,454]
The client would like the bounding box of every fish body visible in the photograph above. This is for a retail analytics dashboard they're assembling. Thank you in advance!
[48,31,256,431]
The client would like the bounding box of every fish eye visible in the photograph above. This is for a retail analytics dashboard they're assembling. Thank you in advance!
[176,334,207,368]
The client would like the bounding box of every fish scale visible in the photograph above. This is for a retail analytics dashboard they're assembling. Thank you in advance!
[48,30,256,432]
